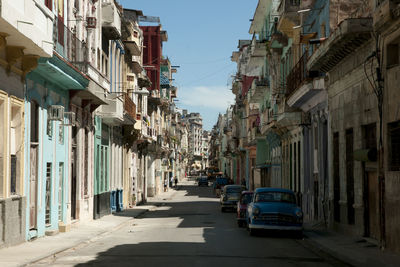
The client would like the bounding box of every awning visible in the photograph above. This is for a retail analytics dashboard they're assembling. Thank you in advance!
[35,55,89,90]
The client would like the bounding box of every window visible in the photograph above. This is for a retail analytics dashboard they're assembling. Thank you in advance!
[47,120,53,138]
[388,121,400,171]
[58,163,64,222]
[59,124,64,144]
[31,101,39,143]
[320,23,326,38]
[387,43,399,68]
[10,103,22,196]
[255,191,296,204]
[84,128,89,197]
[45,163,52,225]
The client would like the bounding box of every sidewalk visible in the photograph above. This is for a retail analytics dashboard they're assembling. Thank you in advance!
[303,224,400,267]
[0,188,178,267]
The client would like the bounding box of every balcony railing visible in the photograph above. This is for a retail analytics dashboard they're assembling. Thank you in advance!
[124,93,136,121]
[286,52,308,97]
[278,0,301,15]
[54,19,88,73]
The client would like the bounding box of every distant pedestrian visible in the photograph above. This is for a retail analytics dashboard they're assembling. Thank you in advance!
[170,176,174,187]
[174,177,178,188]
[164,179,168,192]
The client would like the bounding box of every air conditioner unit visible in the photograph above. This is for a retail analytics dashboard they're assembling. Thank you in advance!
[62,112,77,126]
[86,17,97,29]
[48,105,64,121]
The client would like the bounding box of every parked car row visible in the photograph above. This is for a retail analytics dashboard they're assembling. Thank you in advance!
[220,186,303,237]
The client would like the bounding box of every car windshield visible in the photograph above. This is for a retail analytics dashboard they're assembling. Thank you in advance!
[254,192,296,204]
[240,193,254,204]
[226,187,243,193]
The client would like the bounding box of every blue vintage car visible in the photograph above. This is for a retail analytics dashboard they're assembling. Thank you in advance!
[246,188,303,236]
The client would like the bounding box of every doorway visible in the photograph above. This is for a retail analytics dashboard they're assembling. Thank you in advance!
[29,101,39,230]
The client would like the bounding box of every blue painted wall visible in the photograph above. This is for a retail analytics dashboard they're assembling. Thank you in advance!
[25,71,69,239]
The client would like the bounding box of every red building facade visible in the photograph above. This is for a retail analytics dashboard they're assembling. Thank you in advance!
[140,26,167,91]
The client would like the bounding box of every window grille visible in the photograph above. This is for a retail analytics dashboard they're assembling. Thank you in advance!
[45,163,52,225]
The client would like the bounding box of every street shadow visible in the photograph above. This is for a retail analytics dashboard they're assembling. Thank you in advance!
[74,227,319,267]
[72,183,345,267]
[178,184,218,199]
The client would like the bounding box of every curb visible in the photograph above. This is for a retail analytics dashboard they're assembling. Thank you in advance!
[24,208,151,267]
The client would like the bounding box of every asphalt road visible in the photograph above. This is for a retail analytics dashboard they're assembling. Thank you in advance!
[31,179,349,267]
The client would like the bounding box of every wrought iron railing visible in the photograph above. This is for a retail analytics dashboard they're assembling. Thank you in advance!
[54,18,88,73]
[286,52,308,97]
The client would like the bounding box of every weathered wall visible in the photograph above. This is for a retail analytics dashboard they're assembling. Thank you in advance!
[328,41,377,235]
[382,25,400,253]
[0,196,26,248]
[385,172,400,252]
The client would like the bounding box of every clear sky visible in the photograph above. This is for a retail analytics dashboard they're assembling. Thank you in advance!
[119,0,258,130]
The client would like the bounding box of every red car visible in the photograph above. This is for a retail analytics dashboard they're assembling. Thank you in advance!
[237,191,254,227]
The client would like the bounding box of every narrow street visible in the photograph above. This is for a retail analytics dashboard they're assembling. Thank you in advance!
[30,179,347,267]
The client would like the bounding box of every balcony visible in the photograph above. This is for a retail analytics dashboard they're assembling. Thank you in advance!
[286,52,309,97]
[276,104,301,131]
[123,27,141,56]
[249,77,269,104]
[138,73,152,88]
[131,55,143,74]
[148,90,161,105]
[308,18,372,73]
[287,77,326,110]
[97,92,124,125]
[123,93,136,124]
[277,0,301,37]
[54,19,88,74]
[250,34,268,58]
[102,0,122,39]
[0,0,54,57]
[373,0,400,31]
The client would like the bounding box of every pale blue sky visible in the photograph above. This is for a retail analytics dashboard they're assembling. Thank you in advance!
[119,0,258,130]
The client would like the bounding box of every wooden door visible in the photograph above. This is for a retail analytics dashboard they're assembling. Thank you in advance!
[29,145,38,229]
[367,171,379,240]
